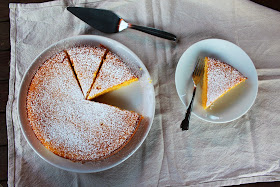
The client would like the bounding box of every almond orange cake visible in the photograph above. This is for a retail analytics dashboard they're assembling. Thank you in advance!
[202,57,247,109]
[27,47,142,161]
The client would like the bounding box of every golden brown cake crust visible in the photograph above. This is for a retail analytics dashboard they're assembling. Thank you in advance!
[27,50,142,161]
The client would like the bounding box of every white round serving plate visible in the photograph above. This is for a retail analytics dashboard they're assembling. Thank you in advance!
[18,35,155,173]
[175,39,258,123]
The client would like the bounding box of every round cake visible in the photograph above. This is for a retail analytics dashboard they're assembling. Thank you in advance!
[27,48,142,161]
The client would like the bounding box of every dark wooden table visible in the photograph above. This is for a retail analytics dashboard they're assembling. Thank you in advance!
[1,1,280,186]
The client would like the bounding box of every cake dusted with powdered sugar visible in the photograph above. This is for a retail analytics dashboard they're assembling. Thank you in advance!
[202,57,247,109]
[27,49,142,161]
[66,46,107,97]
[87,51,138,100]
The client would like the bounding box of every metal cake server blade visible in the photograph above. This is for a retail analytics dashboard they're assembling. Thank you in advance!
[67,7,177,41]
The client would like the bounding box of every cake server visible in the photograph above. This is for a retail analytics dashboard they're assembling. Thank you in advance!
[67,7,177,41]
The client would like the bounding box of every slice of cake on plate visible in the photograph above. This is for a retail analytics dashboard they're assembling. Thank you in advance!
[87,51,138,100]
[202,57,247,109]
[66,46,107,97]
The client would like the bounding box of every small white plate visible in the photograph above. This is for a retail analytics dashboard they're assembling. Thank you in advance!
[18,35,155,173]
[175,39,258,123]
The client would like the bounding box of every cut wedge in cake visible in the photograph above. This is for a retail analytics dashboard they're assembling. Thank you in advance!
[66,46,107,97]
[87,51,138,100]
[202,57,247,109]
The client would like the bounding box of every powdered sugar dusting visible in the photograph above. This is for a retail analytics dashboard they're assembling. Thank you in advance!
[66,46,107,97]
[27,51,141,161]
[88,51,138,99]
[206,57,247,107]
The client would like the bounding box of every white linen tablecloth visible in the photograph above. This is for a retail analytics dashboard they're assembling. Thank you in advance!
[7,0,280,186]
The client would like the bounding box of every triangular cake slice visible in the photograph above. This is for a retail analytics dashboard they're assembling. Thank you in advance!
[202,57,247,109]
[87,51,138,100]
[66,46,107,97]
